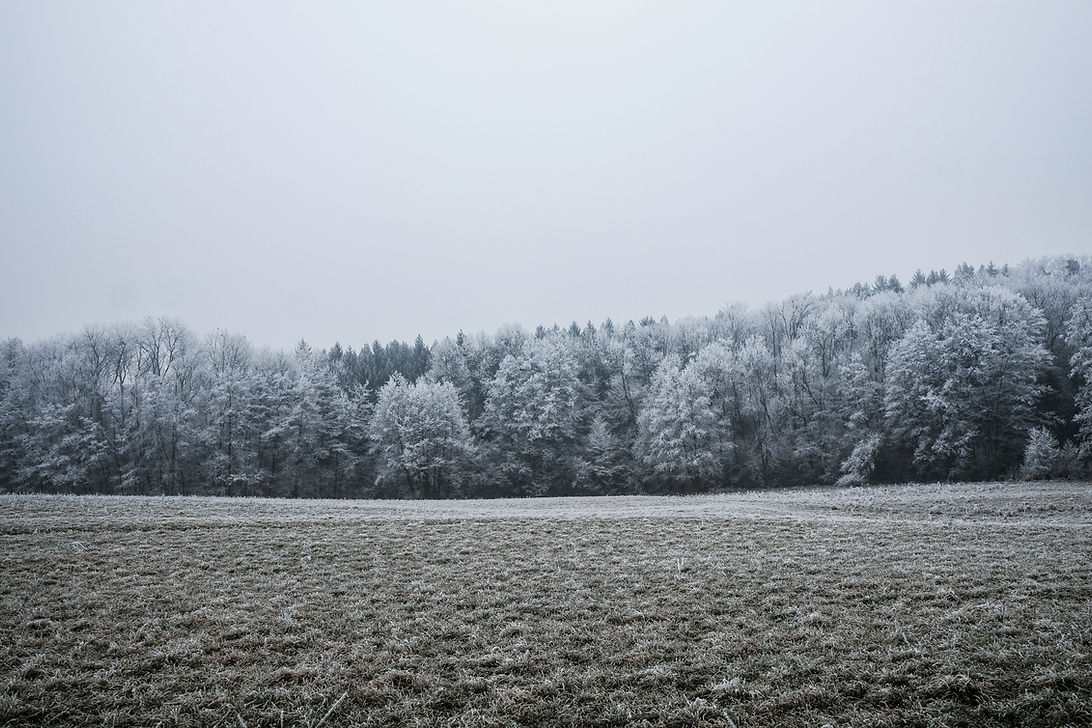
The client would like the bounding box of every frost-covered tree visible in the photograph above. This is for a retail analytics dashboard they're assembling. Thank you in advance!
[19,403,112,493]
[13,332,121,493]
[112,318,201,495]
[856,291,915,380]
[729,337,787,486]
[573,416,629,494]
[1067,296,1092,457]
[0,339,29,491]
[832,354,884,482]
[635,350,733,491]
[200,331,260,495]
[1019,427,1061,480]
[597,338,644,440]
[2,254,1087,497]
[836,434,881,486]
[478,336,584,495]
[425,336,475,412]
[780,301,859,483]
[885,289,1051,479]
[274,342,368,498]
[369,374,473,498]
[250,352,301,496]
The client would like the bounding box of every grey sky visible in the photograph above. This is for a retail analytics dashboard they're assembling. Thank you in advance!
[2,1,1090,350]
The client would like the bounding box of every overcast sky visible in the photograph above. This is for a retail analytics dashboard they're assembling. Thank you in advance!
[2,1,1090,350]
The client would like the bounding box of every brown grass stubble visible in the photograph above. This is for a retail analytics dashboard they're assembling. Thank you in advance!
[0,483,1089,727]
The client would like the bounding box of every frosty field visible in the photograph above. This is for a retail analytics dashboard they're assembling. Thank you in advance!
[1,483,1090,727]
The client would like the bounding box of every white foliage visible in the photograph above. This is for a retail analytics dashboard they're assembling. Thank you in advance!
[1019,427,1061,480]
[369,374,473,498]
[884,288,1051,478]
[836,435,881,486]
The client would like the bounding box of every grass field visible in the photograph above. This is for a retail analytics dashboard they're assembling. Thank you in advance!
[1,482,1090,727]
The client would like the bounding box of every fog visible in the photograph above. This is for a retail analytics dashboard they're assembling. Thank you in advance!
[2,1,1090,348]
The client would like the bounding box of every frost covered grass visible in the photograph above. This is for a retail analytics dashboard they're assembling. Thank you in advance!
[1,482,1090,727]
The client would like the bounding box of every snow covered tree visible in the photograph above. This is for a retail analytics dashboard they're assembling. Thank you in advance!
[250,352,301,496]
[1019,427,1061,480]
[425,336,475,408]
[477,335,584,495]
[19,403,112,493]
[0,255,1082,498]
[114,319,202,495]
[274,342,368,498]
[885,289,1051,479]
[779,301,860,483]
[635,349,733,491]
[369,374,473,498]
[728,336,788,486]
[857,291,915,380]
[0,339,29,492]
[200,331,259,496]
[1066,296,1092,458]
[831,354,885,482]
[573,416,629,494]
[836,434,881,486]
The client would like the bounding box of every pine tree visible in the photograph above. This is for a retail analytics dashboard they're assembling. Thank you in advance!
[1019,427,1060,480]
[573,416,628,494]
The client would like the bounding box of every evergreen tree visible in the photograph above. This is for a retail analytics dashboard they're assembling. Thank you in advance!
[573,416,629,494]
[1019,427,1061,480]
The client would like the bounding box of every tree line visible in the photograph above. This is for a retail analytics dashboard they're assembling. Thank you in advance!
[2,255,1090,498]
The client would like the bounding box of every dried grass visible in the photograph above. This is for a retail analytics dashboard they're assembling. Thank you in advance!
[1,482,1089,726]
